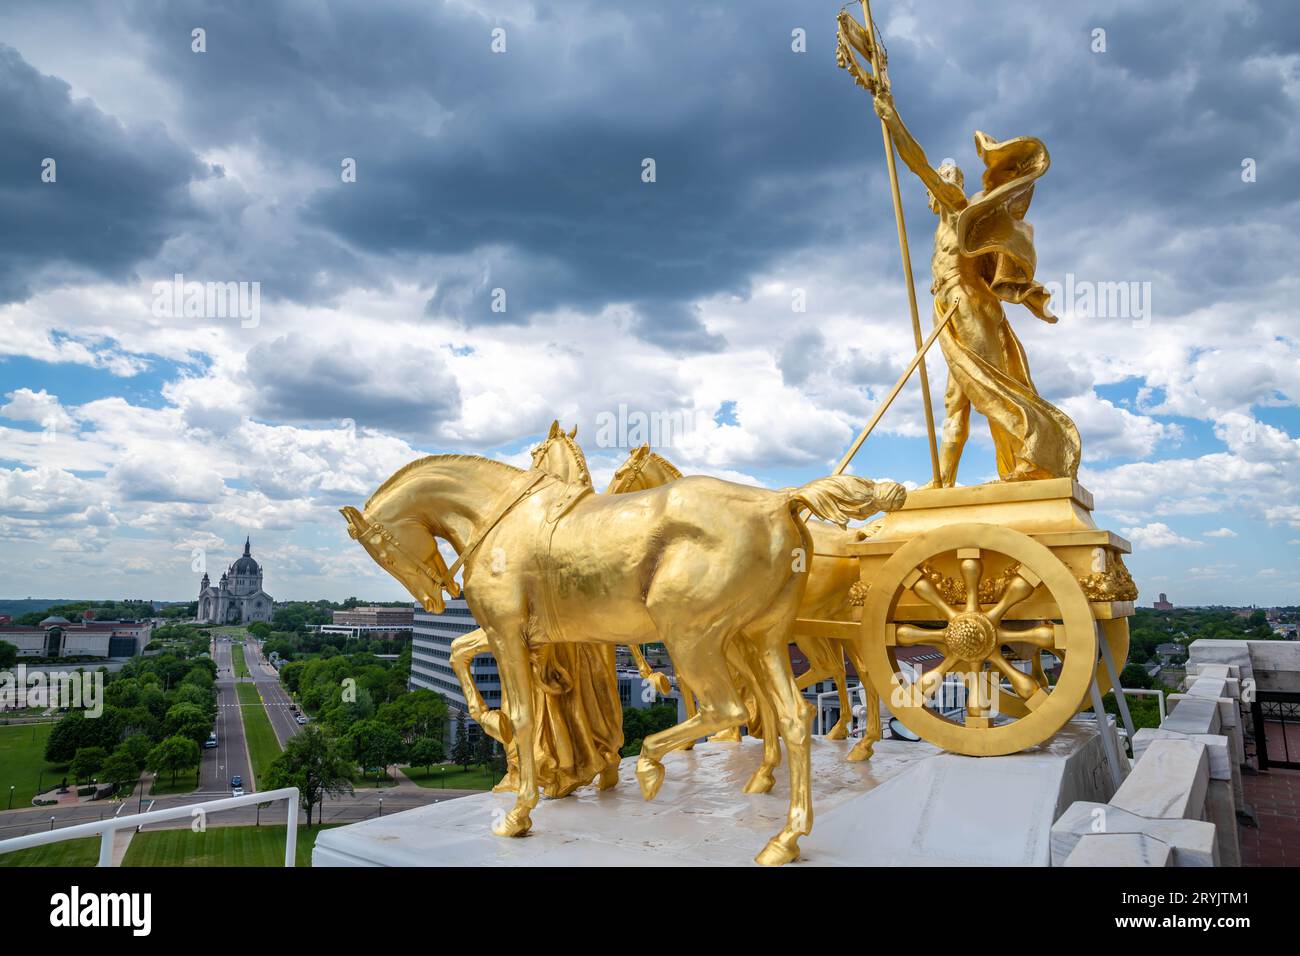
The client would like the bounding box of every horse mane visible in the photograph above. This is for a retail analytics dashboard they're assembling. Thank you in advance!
[648,452,683,480]
[534,430,591,486]
[365,454,521,511]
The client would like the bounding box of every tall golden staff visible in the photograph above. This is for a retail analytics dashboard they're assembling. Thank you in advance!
[833,0,942,482]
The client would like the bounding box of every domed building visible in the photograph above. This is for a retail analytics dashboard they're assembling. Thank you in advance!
[196,537,275,625]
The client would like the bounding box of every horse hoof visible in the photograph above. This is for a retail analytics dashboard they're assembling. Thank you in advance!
[826,722,849,741]
[491,777,516,793]
[650,673,672,697]
[597,767,619,791]
[846,740,875,762]
[754,834,800,866]
[635,757,665,800]
[492,808,532,837]
[742,769,775,794]
[481,710,514,746]
[709,728,742,744]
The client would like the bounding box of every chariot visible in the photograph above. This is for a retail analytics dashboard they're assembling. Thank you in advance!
[796,478,1136,757]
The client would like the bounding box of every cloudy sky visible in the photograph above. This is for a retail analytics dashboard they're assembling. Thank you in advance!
[0,0,1297,606]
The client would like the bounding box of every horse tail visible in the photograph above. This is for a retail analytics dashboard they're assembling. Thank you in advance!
[785,475,901,527]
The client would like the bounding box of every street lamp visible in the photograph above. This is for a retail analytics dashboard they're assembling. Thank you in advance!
[378,795,383,818]
[7,785,13,810]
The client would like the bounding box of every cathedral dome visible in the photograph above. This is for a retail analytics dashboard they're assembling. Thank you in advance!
[230,537,261,575]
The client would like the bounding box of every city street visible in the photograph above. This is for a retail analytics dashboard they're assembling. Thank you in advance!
[202,636,253,794]
[243,638,303,747]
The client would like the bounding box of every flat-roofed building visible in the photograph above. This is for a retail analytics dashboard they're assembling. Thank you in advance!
[332,606,414,628]
[0,616,152,659]
[409,597,497,743]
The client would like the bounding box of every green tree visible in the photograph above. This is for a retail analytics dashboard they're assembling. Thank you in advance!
[101,749,141,795]
[248,621,272,639]
[45,711,115,763]
[451,710,473,770]
[119,733,152,771]
[346,719,405,781]
[0,640,19,670]
[377,689,448,743]
[1120,663,1154,690]
[146,735,201,786]
[70,746,108,784]
[164,702,211,746]
[264,725,355,825]
[472,730,495,771]
[407,736,445,774]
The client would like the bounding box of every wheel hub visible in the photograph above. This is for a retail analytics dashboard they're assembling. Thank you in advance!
[944,612,996,660]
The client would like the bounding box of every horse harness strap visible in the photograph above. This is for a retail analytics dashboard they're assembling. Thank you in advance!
[444,469,550,582]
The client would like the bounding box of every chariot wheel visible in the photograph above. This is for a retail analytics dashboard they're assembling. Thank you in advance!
[998,616,1130,720]
[861,523,1097,756]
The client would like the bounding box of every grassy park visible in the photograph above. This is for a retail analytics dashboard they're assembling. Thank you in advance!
[401,763,503,790]
[232,641,251,678]
[0,722,68,808]
[0,825,336,867]
[0,837,99,867]
[122,824,333,867]
[236,682,283,784]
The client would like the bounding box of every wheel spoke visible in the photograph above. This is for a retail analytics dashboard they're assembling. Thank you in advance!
[895,624,947,647]
[913,653,958,704]
[959,556,983,612]
[964,662,990,714]
[997,623,1058,648]
[910,575,959,620]
[988,651,1042,704]
[986,572,1039,624]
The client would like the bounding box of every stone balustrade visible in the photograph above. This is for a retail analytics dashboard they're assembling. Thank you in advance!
[1051,637,1300,867]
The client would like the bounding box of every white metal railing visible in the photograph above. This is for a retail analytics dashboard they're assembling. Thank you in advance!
[1119,687,1166,724]
[0,787,300,867]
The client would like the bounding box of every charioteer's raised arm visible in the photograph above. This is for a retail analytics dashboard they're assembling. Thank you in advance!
[871,89,967,214]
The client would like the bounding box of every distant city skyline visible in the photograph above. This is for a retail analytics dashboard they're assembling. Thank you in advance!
[1,1,1297,605]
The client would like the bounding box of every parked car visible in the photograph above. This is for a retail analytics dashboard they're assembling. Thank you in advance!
[294,714,307,725]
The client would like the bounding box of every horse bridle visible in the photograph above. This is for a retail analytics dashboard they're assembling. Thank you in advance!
[346,469,550,604]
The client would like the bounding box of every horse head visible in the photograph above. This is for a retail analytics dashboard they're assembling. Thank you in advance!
[529,420,592,488]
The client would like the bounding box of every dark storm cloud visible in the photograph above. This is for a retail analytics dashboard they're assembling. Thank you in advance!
[244,332,462,438]
[3,0,1298,343]
[0,44,212,303]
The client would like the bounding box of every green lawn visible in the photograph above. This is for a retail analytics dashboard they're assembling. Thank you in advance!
[0,722,69,807]
[232,641,251,678]
[350,768,399,788]
[122,824,334,867]
[149,771,200,796]
[236,682,283,785]
[0,836,99,867]
[401,764,503,790]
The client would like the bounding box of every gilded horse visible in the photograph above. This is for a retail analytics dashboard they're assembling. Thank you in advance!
[532,429,888,760]
[343,453,902,864]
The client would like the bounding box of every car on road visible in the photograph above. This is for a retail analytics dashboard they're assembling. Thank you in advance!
[295,714,307,725]
[230,775,242,789]
[231,787,244,797]
[204,732,218,749]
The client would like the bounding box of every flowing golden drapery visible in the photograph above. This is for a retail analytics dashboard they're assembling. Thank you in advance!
[528,643,624,796]
[938,131,1081,481]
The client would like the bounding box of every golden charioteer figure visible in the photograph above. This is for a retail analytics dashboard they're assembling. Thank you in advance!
[342,0,1138,866]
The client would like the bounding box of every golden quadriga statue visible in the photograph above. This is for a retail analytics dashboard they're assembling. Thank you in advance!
[343,450,903,866]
